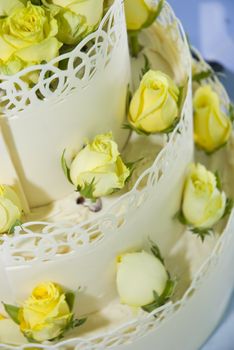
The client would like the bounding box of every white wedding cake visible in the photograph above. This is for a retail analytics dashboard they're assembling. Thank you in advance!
[0,1,233,349]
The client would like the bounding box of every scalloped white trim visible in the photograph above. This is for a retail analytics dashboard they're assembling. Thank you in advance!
[0,0,124,117]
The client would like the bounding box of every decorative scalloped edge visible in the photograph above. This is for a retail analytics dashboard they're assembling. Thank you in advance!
[0,0,124,117]
[0,1,193,265]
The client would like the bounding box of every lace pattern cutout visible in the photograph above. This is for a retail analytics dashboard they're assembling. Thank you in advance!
[0,0,125,117]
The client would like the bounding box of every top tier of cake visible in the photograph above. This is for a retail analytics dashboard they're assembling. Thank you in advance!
[0,0,130,209]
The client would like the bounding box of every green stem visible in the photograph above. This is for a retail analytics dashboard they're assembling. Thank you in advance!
[128,32,142,58]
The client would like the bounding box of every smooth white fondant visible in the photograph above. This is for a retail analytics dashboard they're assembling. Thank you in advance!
[0,0,130,208]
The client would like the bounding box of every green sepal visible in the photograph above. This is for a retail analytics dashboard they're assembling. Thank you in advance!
[127,0,164,35]
[8,219,23,235]
[60,315,87,339]
[61,149,73,185]
[140,54,151,80]
[215,171,223,191]
[30,0,42,5]
[150,241,165,265]
[229,103,234,123]
[190,227,213,242]
[141,0,165,29]
[222,197,234,219]
[122,123,151,136]
[142,278,176,313]
[77,178,96,201]
[174,210,213,242]
[192,69,214,83]
[65,292,75,311]
[174,209,190,226]
[196,141,228,156]
[125,84,132,115]
[3,303,20,325]
[161,118,180,135]
[125,158,143,183]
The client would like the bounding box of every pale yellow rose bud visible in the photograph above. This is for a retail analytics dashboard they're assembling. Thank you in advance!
[0,185,22,234]
[19,282,72,342]
[182,163,226,229]
[116,251,168,307]
[125,0,161,31]
[194,85,232,153]
[0,2,61,76]
[69,132,130,198]
[52,0,104,44]
[128,70,180,134]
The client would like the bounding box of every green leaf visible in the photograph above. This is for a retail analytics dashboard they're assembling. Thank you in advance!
[65,292,75,311]
[77,178,96,201]
[8,219,22,235]
[3,303,20,325]
[61,149,73,184]
[142,278,176,313]
[192,70,214,83]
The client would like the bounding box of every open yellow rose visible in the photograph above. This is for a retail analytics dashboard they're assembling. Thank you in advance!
[182,163,226,230]
[116,251,168,307]
[0,2,61,76]
[125,0,162,31]
[0,0,26,17]
[194,85,232,153]
[50,0,104,45]
[19,282,72,342]
[0,185,22,234]
[128,70,180,134]
[68,132,130,198]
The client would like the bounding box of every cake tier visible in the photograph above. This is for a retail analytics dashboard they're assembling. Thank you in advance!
[0,1,192,318]
[0,0,130,208]
[0,47,233,350]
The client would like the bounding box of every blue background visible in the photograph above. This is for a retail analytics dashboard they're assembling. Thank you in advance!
[169,1,234,349]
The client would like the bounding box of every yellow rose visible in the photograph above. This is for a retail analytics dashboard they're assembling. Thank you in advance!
[128,70,180,134]
[125,0,162,31]
[0,185,22,234]
[69,132,130,198]
[50,0,104,45]
[182,163,226,229]
[19,282,72,342]
[116,251,168,307]
[0,0,26,16]
[194,85,232,153]
[0,2,61,76]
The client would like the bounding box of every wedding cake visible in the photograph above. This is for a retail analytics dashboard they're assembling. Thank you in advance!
[0,1,233,349]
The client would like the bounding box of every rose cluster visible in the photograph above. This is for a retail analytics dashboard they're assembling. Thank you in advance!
[0,0,104,76]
